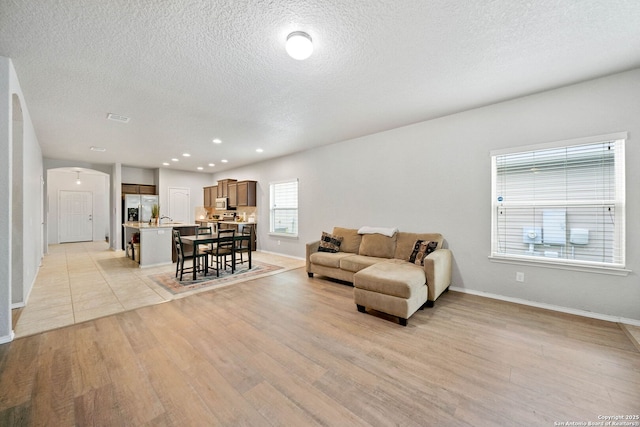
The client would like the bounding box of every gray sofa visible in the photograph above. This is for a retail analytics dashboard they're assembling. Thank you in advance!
[306,227,452,325]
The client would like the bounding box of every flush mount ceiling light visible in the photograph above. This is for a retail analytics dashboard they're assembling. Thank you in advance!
[212,138,222,144]
[90,146,106,152]
[286,31,313,60]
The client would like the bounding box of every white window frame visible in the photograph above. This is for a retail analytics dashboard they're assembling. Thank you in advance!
[269,179,299,238]
[489,132,629,276]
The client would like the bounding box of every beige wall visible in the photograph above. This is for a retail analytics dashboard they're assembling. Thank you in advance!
[216,68,640,323]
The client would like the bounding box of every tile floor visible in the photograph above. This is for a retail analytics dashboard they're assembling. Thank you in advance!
[14,241,305,338]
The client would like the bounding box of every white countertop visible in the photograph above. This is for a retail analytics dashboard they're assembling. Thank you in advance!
[197,220,256,225]
[218,221,256,225]
[123,222,198,229]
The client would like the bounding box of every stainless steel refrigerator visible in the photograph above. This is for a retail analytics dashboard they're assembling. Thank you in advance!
[124,194,158,222]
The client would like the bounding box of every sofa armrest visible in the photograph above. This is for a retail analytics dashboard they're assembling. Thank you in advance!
[422,248,452,301]
[306,240,320,272]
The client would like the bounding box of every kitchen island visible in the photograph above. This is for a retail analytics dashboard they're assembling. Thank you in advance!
[123,222,197,268]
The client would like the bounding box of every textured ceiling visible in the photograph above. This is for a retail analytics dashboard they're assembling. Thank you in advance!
[1,0,640,173]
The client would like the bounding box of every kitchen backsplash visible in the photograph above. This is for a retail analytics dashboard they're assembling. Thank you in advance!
[200,206,256,221]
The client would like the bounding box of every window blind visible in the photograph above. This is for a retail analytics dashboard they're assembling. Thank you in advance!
[491,134,625,269]
[270,179,299,236]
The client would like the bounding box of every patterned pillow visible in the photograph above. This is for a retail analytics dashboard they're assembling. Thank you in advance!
[409,240,438,265]
[318,232,343,253]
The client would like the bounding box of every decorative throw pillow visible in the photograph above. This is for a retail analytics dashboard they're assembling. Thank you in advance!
[409,240,438,265]
[318,232,343,253]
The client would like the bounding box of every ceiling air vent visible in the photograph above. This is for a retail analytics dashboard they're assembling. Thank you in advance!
[107,113,130,123]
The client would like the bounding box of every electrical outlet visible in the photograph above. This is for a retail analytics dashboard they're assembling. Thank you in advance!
[277,240,281,245]
[516,272,525,282]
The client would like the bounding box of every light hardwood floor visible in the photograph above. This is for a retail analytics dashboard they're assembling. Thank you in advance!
[1,264,639,425]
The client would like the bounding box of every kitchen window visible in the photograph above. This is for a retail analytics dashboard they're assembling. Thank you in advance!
[270,179,298,237]
[490,132,627,274]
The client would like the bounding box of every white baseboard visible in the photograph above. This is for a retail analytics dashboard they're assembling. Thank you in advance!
[449,286,640,327]
[0,331,15,344]
[257,249,305,261]
[11,302,25,309]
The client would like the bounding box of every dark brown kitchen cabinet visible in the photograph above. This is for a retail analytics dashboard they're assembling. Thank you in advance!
[203,185,217,208]
[236,180,257,207]
[122,184,157,196]
[216,179,237,198]
[122,184,139,194]
[138,185,156,195]
[210,186,217,206]
[228,182,237,207]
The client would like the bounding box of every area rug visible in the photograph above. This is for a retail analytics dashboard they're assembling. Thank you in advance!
[148,261,283,294]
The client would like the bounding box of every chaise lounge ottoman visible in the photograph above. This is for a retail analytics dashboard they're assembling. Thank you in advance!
[354,259,428,326]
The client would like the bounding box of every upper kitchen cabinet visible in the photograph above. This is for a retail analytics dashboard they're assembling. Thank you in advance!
[228,182,237,207]
[138,185,157,195]
[236,180,257,207]
[203,185,217,208]
[217,179,237,198]
[122,183,157,196]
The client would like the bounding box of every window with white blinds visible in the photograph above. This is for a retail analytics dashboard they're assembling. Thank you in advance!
[490,133,626,270]
[270,179,299,237]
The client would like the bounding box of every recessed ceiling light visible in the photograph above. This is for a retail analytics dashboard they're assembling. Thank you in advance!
[286,31,313,60]
[171,158,179,162]
[197,166,203,170]
[162,162,170,166]
[256,148,264,153]
[221,159,228,163]
[90,146,106,152]
[106,113,130,123]
[182,153,191,157]
[208,163,215,167]
[212,138,222,144]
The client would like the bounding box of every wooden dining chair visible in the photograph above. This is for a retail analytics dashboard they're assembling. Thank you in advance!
[210,228,235,277]
[173,229,208,281]
[197,226,215,256]
[235,224,253,266]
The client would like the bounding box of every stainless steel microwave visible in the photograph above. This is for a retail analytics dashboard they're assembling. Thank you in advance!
[215,198,227,210]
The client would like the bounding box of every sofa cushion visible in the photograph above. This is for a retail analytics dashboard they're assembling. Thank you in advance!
[332,227,362,254]
[318,232,343,253]
[309,251,354,268]
[354,260,426,299]
[394,232,444,261]
[409,240,438,265]
[359,233,397,258]
[340,255,388,273]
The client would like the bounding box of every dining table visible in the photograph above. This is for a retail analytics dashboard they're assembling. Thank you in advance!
[180,233,252,280]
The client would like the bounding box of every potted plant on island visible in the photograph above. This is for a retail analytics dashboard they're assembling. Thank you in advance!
[151,204,159,224]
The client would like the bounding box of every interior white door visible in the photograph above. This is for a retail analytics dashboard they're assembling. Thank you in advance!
[59,190,93,243]
[168,187,190,223]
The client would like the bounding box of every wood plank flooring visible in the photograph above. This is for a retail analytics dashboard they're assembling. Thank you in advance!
[1,268,638,426]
